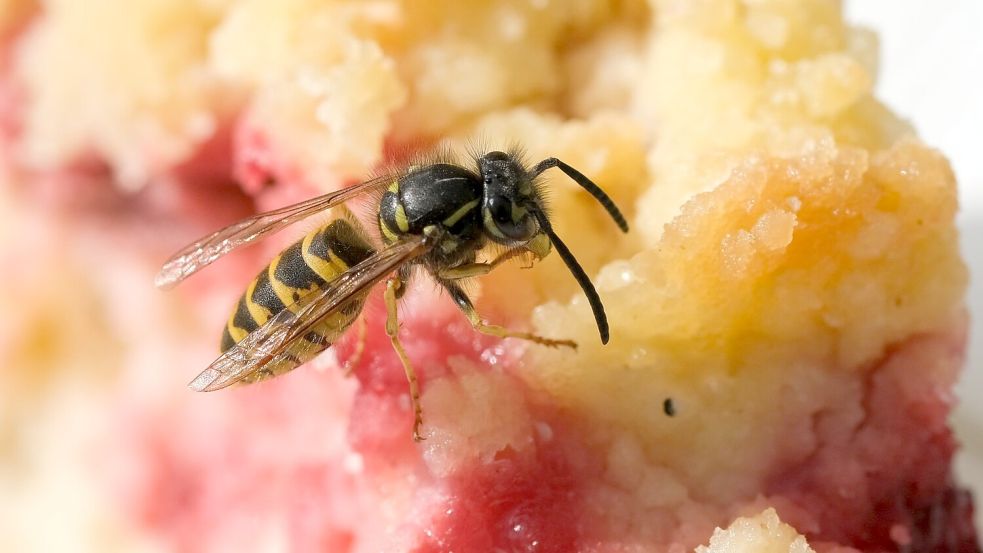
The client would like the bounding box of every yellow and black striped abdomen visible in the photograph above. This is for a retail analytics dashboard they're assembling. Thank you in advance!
[221,219,375,382]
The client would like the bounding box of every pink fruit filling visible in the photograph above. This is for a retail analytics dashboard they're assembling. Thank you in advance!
[101,296,977,552]
[762,329,978,552]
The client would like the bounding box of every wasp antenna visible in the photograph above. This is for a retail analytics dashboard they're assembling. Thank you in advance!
[530,208,609,344]
[530,158,629,233]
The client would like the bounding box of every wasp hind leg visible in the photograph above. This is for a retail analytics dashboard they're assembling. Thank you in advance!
[440,280,577,349]
[384,277,424,442]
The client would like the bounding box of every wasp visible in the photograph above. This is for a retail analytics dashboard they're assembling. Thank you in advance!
[156,148,628,440]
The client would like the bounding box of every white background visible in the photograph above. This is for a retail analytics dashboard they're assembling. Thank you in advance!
[845,1,983,528]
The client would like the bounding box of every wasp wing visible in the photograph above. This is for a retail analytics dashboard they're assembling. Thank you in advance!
[156,174,396,289]
[188,234,430,392]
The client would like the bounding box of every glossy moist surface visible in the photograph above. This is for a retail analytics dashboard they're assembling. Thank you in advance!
[0,1,977,552]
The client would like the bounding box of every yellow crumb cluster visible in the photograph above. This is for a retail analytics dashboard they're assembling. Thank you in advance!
[697,509,815,553]
[515,0,965,518]
[15,0,223,186]
[14,0,646,186]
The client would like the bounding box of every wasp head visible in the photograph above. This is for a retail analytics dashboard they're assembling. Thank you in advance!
[478,151,540,244]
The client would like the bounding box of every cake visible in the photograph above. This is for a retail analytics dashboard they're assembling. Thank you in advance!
[0,1,977,552]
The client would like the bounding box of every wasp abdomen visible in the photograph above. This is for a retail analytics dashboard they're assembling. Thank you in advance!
[221,219,375,382]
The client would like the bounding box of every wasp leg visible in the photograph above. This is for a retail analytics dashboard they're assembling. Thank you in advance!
[341,315,367,377]
[440,280,577,349]
[437,249,529,280]
[385,277,424,442]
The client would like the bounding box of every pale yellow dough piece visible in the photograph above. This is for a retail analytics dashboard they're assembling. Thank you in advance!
[697,509,815,553]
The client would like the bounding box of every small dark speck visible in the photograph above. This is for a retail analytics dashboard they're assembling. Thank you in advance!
[663,398,676,417]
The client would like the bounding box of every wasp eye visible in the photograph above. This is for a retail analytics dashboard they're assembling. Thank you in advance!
[489,195,512,224]
[486,195,532,241]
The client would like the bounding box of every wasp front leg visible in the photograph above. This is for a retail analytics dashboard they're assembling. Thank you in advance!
[440,280,577,349]
[437,248,532,280]
[384,277,424,441]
